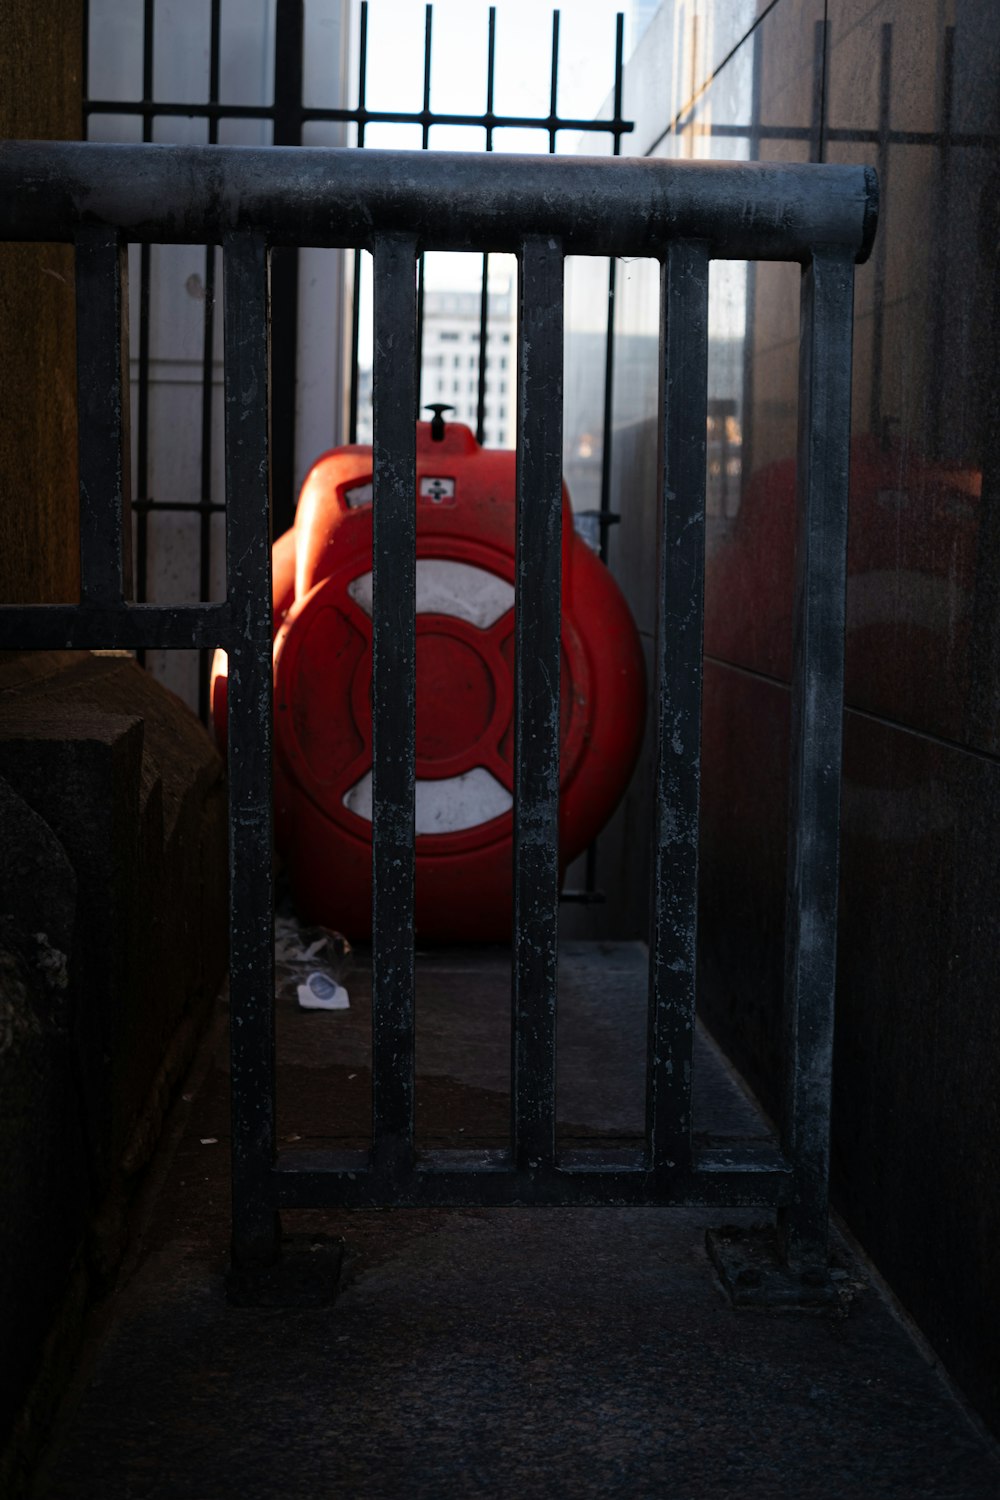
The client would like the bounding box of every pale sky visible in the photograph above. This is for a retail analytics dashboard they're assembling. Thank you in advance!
[354,0,638,339]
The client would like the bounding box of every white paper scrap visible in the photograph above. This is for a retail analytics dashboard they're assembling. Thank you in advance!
[297,971,350,1012]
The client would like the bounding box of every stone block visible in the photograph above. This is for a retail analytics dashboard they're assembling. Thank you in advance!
[0,784,88,1451]
[0,651,228,1465]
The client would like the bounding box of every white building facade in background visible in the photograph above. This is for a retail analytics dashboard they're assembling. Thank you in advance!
[420,288,516,449]
[356,287,517,449]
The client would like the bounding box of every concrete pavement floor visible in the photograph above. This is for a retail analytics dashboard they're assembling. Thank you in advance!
[35,944,1000,1499]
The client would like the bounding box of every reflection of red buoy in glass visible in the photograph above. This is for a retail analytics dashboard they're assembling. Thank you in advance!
[211,418,645,942]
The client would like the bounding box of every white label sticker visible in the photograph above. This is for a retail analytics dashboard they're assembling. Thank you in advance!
[420,477,456,502]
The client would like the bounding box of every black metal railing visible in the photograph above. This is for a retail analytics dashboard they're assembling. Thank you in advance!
[0,139,877,1280]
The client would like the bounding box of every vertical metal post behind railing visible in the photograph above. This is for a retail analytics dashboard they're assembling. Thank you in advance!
[646,240,709,1179]
[224,233,279,1269]
[511,238,565,1176]
[370,234,419,1187]
[74,226,133,607]
[779,248,855,1267]
[270,0,305,536]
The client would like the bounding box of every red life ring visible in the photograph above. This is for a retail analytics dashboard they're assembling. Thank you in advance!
[212,419,645,942]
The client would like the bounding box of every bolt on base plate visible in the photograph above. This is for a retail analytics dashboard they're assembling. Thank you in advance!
[706,1224,863,1315]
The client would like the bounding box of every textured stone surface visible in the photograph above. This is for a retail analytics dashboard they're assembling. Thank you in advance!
[37,946,1000,1499]
[0,933,89,1459]
[0,653,228,1187]
[0,653,227,1487]
[0,781,86,1450]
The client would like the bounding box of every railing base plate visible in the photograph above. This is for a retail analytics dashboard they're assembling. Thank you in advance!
[706,1225,861,1315]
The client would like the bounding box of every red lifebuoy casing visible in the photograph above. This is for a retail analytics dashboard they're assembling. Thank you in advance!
[212,420,645,942]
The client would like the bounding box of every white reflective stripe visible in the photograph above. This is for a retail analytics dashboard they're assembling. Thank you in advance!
[343,767,513,833]
[347,560,514,628]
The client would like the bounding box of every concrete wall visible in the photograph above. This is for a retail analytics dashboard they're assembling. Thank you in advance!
[563,0,1000,1433]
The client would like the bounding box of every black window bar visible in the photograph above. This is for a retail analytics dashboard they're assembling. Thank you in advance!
[82,0,630,911]
[0,139,877,1282]
[82,0,633,728]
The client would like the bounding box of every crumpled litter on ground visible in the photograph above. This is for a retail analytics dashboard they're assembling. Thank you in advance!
[274,913,352,1012]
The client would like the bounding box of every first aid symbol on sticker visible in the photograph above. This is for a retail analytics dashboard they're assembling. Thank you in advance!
[420,477,455,502]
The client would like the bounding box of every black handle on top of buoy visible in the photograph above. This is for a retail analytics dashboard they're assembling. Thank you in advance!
[424,404,454,442]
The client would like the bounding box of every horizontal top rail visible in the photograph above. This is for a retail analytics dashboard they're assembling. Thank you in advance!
[0,142,878,263]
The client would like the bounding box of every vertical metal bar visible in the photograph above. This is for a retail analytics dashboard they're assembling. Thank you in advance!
[75,227,133,605]
[142,0,154,116]
[223,232,278,1269]
[739,21,764,494]
[929,25,954,458]
[199,245,218,567]
[868,22,892,440]
[347,2,369,443]
[370,233,418,1181]
[512,236,564,1173]
[582,278,619,896]
[597,9,626,564]
[611,9,626,147]
[778,248,854,1268]
[475,266,490,446]
[582,8,625,897]
[198,0,222,722]
[414,4,433,411]
[420,1,433,147]
[348,250,364,445]
[135,246,151,615]
[598,257,618,565]
[475,6,497,445]
[485,2,496,144]
[135,0,154,642]
[273,0,305,139]
[271,0,304,535]
[81,0,91,128]
[355,0,369,141]
[646,240,709,1176]
[809,17,828,164]
[547,11,560,153]
[416,261,426,420]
